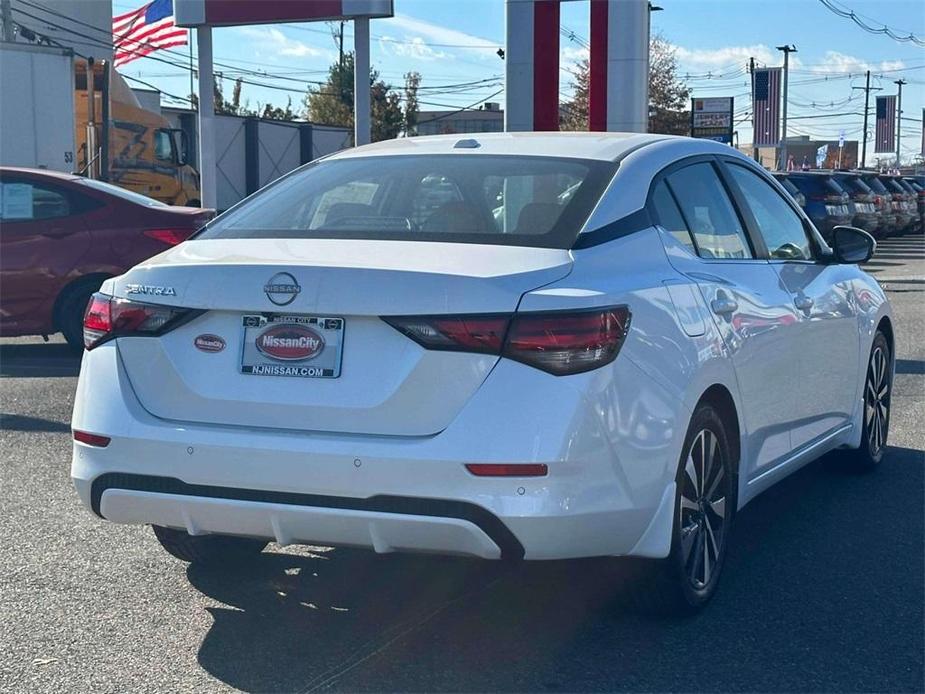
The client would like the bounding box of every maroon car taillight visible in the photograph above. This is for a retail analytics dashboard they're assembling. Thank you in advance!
[143,228,194,246]
[383,307,631,376]
[83,292,198,350]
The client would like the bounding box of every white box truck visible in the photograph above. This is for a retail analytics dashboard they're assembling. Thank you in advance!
[0,42,76,171]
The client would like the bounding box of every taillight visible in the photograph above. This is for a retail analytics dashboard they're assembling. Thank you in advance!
[82,292,197,350]
[383,307,631,376]
[143,228,193,245]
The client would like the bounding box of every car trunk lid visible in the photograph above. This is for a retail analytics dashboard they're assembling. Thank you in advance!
[111,238,572,436]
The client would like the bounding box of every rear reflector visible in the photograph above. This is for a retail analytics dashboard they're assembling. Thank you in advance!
[83,292,198,350]
[383,306,630,376]
[465,463,548,477]
[143,228,193,246]
[73,430,111,447]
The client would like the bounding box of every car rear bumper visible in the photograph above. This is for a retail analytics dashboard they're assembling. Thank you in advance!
[72,341,686,561]
[851,213,878,233]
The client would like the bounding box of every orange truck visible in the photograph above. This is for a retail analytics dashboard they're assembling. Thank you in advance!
[75,58,201,206]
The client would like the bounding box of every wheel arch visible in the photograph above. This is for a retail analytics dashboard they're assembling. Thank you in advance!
[696,384,742,474]
[52,273,112,331]
[876,315,894,357]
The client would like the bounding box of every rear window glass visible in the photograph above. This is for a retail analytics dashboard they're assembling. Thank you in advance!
[197,155,615,249]
[864,177,889,194]
[77,178,167,207]
[824,178,846,196]
[775,177,801,196]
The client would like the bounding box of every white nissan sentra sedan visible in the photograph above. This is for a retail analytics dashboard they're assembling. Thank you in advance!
[71,133,893,613]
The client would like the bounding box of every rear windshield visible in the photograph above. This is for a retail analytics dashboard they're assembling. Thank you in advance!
[864,176,889,194]
[824,177,846,196]
[197,155,616,248]
[775,177,801,195]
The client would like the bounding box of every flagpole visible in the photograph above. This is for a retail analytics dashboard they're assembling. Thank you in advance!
[776,44,796,172]
[189,41,195,109]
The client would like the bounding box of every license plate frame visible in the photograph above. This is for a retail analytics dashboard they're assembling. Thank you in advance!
[240,314,344,379]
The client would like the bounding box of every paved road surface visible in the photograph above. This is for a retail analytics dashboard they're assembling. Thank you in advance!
[2,235,923,693]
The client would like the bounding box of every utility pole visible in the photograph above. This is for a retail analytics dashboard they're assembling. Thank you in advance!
[1,0,14,42]
[749,56,758,161]
[776,44,796,171]
[852,70,881,169]
[894,78,906,167]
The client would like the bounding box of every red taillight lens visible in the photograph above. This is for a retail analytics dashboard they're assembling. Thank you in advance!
[465,463,548,477]
[383,315,509,354]
[383,307,631,376]
[73,430,111,447]
[143,228,192,245]
[82,292,195,350]
[505,308,631,375]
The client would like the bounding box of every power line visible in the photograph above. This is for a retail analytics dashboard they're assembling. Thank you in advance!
[817,0,925,47]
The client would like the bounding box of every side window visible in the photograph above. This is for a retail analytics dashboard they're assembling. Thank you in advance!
[0,181,71,221]
[666,163,752,259]
[727,164,812,260]
[154,129,174,162]
[650,180,696,254]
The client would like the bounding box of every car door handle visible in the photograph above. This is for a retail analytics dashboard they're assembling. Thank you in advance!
[794,296,814,311]
[711,298,738,314]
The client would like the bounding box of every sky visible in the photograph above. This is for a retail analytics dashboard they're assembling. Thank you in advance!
[113,0,925,164]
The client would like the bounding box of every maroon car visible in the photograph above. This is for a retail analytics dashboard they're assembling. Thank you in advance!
[0,167,213,349]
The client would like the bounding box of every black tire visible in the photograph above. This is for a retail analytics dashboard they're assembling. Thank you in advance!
[55,277,105,351]
[630,404,738,615]
[152,525,268,566]
[845,331,891,471]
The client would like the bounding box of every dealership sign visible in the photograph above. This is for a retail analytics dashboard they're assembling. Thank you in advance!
[690,97,734,144]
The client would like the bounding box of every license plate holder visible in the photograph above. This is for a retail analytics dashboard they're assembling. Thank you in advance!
[241,314,344,378]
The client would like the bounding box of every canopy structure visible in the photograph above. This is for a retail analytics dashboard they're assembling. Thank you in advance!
[174,0,394,208]
[505,0,650,133]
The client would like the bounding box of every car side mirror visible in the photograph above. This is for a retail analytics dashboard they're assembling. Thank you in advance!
[831,226,875,264]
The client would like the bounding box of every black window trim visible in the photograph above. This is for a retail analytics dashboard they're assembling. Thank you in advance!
[645,154,767,262]
[714,155,827,263]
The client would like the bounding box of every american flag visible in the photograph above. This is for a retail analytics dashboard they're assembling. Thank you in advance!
[752,68,781,147]
[874,95,896,154]
[113,0,188,68]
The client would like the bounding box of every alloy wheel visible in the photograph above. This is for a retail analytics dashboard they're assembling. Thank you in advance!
[678,429,727,590]
[865,345,891,456]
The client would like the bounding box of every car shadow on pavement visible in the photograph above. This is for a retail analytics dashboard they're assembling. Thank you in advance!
[188,445,924,693]
[895,358,925,375]
[0,413,70,433]
[0,342,80,378]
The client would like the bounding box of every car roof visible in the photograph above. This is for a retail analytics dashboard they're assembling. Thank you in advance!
[328,132,685,163]
[0,166,82,181]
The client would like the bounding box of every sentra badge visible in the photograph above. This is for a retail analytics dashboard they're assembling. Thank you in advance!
[125,284,177,296]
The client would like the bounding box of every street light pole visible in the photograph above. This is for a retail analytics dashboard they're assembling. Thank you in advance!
[776,44,796,171]
[894,78,906,167]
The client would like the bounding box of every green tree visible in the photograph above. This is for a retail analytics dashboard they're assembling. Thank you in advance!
[560,33,690,134]
[403,71,421,136]
[304,52,406,142]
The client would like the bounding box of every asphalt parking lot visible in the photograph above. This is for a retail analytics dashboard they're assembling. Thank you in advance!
[1,234,923,693]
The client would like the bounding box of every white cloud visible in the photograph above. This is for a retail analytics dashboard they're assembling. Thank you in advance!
[673,43,779,70]
[236,26,325,58]
[385,13,500,58]
[808,50,905,75]
[378,35,449,61]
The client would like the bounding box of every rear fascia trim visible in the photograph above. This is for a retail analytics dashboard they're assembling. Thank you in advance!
[91,472,525,560]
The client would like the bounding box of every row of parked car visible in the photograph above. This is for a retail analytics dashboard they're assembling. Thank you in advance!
[771,170,924,242]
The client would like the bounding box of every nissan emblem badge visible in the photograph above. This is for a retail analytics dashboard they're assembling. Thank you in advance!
[264,272,301,306]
